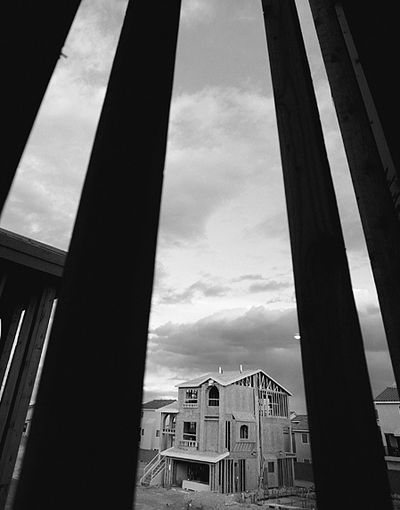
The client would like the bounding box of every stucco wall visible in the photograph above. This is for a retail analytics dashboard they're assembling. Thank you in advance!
[260,417,291,454]
[376,403,400,437]
[224,385,255,414]
[293,431,311,462]
[245,458,258,490]
[140,410,161,450]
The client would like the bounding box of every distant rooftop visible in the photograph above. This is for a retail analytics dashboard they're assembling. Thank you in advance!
[375,387,399,402]
[142,399,176,410]
[291,413,308,431]
[177,368,291,395]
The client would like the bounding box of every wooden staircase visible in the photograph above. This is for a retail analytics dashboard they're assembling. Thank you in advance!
[139,453,165,486]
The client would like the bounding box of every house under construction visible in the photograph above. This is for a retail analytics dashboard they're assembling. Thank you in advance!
[141,367,294,493]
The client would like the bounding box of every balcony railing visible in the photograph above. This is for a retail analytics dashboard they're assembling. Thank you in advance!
[178,440,198,449]
[183,402,198,408]
[162,427,176,435]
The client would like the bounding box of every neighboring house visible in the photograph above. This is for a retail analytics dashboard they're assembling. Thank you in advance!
[291,414,312,464]
[374,386,400,472]
[140,399,177,450]
[141,367,295,493]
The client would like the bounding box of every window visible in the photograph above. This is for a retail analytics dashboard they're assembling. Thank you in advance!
[155,430,160,437]
[301,433,308,444]
[225,421,231,449]
[23,422,29,434]
[183,421,197,441]
[268,461,275,473]
[141,428,144,436]
[184,389,198,405]
[240,424,249,439]
[208,385,219,406]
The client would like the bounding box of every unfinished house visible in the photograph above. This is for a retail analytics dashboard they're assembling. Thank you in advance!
[140,367,294,492]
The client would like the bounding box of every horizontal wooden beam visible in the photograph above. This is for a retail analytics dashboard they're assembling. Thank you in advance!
[0,229,65,278]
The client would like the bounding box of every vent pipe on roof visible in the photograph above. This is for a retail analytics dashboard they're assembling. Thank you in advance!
[239,364,243,373]
[218,366,223,374]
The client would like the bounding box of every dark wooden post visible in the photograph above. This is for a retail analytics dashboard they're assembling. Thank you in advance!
[0,285,55,509]
[13,1,181,509]
[0,232,65,509]
[261,0,392,508]
[307,0,400,400]
[2,2,81,214]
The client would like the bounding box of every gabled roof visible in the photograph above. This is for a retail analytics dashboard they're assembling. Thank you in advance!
[176,368,291,395]
[142,399,177,410]
[374,387,399,402]
[291,414,309,432]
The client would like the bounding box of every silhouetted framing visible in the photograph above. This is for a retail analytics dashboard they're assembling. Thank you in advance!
[261,1,392,508]
[308,0,400,403]
[11,1,182,509]
[0,230,65,509]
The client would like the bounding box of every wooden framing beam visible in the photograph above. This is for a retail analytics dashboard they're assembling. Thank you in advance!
[0,229,66,279]
[261,0,392,507]
[0,285,55,509]
[307,0,400,393]
[13,1,181,509]
[2,2,81,214]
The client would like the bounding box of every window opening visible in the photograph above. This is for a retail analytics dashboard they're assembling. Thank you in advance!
[239,425,249,440]
[208,385,219,406]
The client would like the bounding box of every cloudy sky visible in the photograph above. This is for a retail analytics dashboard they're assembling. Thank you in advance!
[1,0,395,413]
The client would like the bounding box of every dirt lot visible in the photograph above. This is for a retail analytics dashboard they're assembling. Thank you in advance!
[133,485,319,510]
[134,485,242,510]
[134,484,400,510]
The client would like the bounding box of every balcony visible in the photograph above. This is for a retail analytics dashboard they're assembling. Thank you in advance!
[183,402,198,409]
[162,427,176,435]
[178,440,198,449]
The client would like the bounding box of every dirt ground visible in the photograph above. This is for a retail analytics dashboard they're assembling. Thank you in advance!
[133,485,320,510]
[134,485,243,510]
[134,485,400,510]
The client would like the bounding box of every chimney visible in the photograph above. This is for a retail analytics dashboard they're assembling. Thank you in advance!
[218,366,223,374]
[239,364,243,373]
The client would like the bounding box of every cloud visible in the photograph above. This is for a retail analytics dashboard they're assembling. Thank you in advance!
[159,86,280,246]
[180,0,215,26]
[248,280,293,293]
[232,274,265,282]
[145,299,396,412]
[146,305,304,409]
[159,278,231,304]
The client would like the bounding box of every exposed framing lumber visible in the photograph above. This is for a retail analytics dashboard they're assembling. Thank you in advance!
[261,0,392,507]
[13,1,182,509]
[2,2,81,214]
[307,0,400,393]
[0,229,66,279]
[0,286,55,509]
